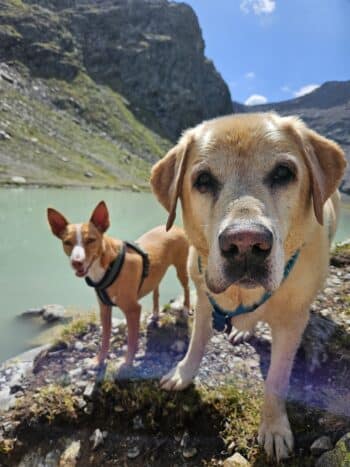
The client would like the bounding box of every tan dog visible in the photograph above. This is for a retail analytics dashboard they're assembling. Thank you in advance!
[47,201,190,368]
[151,113,346,461]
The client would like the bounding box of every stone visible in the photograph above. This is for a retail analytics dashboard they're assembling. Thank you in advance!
[20,308,45,318]
[90,429,104,450]
[310,435,333,456]
[11,176,26,184]
[171,340,186,353]
[0,130,11,140]
[83,382,95,399]
[127,445,141,459]
[133,415,143,430]
[223,452,251,467]
[316,433,350,467]
[84,171,93,178]
[59,440,81,466]
[182,447,197,459]
[42,304,66,322]
[74,341,84,351]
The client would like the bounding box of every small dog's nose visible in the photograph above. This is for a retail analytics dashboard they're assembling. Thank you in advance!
[219,224,273,260]
[72,260,83,269]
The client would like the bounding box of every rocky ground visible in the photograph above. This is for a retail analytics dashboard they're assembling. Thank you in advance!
[0,243,349,466]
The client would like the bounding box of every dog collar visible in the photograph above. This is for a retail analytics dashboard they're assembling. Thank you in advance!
[198,250,300,333]
[85,241,149,307]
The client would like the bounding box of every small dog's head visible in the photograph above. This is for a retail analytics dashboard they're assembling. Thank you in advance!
[47,201,110,278]
[151,113,346,294]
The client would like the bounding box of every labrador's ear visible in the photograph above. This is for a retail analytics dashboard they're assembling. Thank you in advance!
[282,116,347,225]
[150,132,193,230]
[90,201,110,233]
[47,208,69,238]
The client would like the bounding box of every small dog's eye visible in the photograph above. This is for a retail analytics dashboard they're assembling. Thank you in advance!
[194,171,218,194]
[86,238,96,244]
[63,240,72,247]
[268,164,295,188]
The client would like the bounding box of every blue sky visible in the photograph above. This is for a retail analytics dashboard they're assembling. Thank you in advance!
[174,0,350,105]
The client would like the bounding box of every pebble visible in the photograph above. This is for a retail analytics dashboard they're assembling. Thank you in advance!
[90,428,104,450]
[59,440,81,466]
[74,341,84,352]
[223,452,250,466]
[0,130,11,140]
[127,445,140,459]
[182,447,197,459]
[133,415,143,430]
[171,340,186,353]
[310,435,333,456]
[83,382,95,399]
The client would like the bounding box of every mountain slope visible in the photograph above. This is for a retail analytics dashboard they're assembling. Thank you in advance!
[233,81,350,194]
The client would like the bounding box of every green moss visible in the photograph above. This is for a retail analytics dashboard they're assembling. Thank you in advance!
[16,384,78,424]
[332,242,350,256]
[59,313,97,344]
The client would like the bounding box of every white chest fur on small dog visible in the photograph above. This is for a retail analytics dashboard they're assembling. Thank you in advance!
[70,224,86,263]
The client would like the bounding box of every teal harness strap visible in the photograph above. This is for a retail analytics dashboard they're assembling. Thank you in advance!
[199,250,300,333]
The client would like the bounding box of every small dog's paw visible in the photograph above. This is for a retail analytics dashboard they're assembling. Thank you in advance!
[160,364,194,391]
[228,327,252,345]
[258,415,294,462]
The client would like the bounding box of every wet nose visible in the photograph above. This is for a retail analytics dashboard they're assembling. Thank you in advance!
[72,260,83,269]
[219,224,273,260]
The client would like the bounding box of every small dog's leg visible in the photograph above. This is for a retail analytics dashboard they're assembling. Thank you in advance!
[94,302,112,367]
[123,302,141,366]
[150,287,160,323]
[160,290,211,390]
[258,313,309,462]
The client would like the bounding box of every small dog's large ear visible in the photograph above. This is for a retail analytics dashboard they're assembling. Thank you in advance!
[90,201,110,232]
[150,132,193,230]
[47,208,69,238]
[282,117,347,225]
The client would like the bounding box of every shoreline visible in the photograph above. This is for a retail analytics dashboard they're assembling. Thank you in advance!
[0,245,349,466]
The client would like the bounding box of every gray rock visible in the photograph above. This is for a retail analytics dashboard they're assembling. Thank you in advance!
[316,433,350,467]
[0,130,11,140]
[74,341,84,352]
[182,447,197,459]
[127,445,141,459]
[20,308,45,318]
[171,340,186,353]
[90,429,104,450]
[133,415,143,430]
[83,381,95,399]
[310,435,333,456]
[11,176,26,184]
[223,452,251,467]
[42,304,66,322]
[59,440,81,466]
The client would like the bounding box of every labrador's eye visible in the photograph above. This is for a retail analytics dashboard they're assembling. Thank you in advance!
[86,238,96,245]
[268,164,296,188]
[193,172,219,194]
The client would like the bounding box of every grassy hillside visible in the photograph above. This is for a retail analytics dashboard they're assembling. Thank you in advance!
[0,64,170,189]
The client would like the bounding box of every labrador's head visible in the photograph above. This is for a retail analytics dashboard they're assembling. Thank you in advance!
[151,113,346,294]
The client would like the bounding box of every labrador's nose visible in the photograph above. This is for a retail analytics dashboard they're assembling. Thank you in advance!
[219,223,273,261]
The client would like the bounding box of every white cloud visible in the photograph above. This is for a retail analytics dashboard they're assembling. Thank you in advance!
[245,71,255,79]
[245,94,268,106]
[294,84,320,97]
[240,0,276,15]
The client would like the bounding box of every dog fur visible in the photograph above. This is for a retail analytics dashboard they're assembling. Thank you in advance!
[47,201,190,369]
[150,112,346,461]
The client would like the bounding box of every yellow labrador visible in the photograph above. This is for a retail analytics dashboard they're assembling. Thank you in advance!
[150,113,346,461]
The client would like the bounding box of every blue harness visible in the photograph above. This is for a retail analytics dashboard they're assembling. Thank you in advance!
[198,250,300,333]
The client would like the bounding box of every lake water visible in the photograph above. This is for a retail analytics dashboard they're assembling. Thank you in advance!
[0,188,350,362]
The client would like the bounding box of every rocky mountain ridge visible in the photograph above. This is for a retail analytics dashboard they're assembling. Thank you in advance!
[233,80,350,194]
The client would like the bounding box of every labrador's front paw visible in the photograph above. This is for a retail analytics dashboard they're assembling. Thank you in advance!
[160,363,195,391]
[258,414,294,462]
